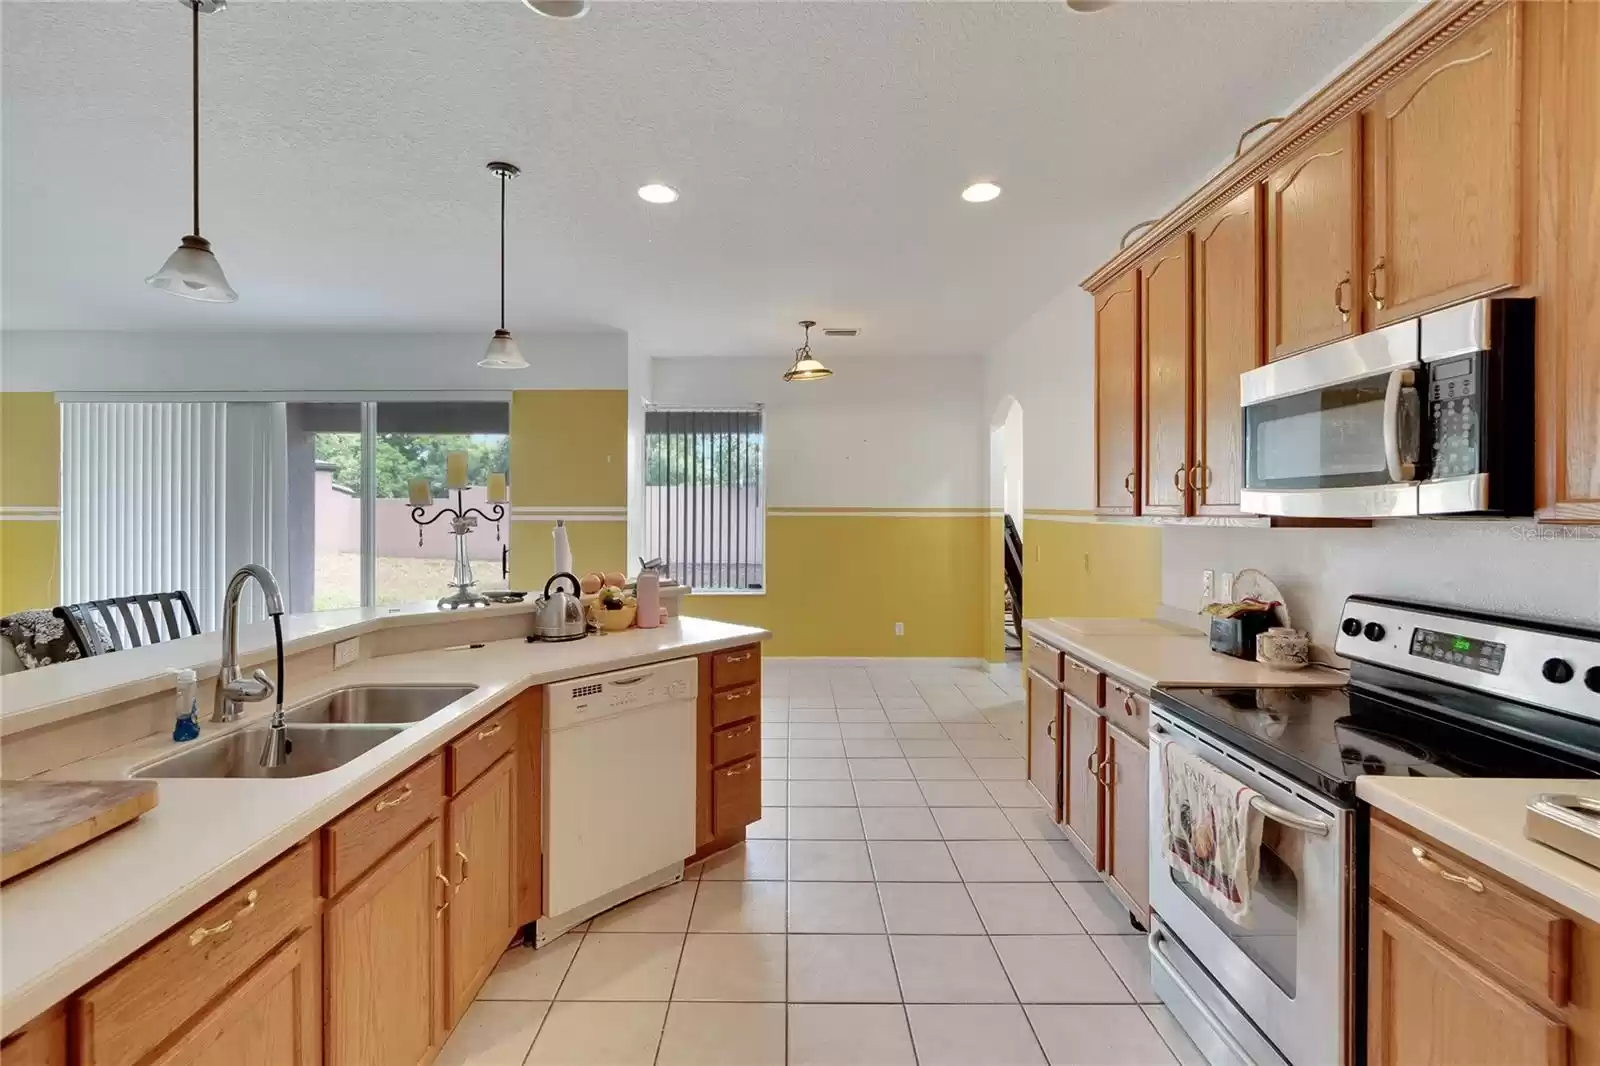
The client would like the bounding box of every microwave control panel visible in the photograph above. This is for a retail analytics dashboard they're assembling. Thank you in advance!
[1427,354,1480,479]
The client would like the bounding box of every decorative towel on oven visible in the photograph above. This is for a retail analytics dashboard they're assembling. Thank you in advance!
[1158,738,1266,923]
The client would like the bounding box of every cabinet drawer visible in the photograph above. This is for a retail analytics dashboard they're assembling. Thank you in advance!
[711,645,761,690]
[449,706,516,795]
[712,719,760,768]
[325,754,445,897]
[75,841,317,1066]
[1062,652,1104,710]
[1370,816,1571,1008]
[711,683,760,730]
[1105,679,1148,739]
[1026,637,1063,683]
[712,757,762,837]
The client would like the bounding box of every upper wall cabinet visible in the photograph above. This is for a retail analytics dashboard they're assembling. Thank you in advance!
[1140,233,1193,516]
[1094,268,1141,515]
[1191,186,1264,513]
[1364,5,1520,326]
[1266,117,1361,360]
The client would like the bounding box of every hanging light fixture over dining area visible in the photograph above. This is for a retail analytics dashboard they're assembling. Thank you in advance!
[782,320,833,383]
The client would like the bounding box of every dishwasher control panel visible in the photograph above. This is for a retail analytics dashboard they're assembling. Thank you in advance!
[546,657,699,730]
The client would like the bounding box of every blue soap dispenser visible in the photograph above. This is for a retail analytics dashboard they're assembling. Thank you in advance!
[170,667,201,742]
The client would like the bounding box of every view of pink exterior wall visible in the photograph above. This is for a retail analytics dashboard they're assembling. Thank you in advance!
[313,468,505,561]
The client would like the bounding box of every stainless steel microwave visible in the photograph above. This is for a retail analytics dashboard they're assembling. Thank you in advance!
[1239,298,1534,518]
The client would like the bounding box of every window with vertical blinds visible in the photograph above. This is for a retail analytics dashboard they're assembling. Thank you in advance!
[643,407,764,592]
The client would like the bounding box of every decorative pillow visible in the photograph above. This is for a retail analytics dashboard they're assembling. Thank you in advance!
[0,610,83,669]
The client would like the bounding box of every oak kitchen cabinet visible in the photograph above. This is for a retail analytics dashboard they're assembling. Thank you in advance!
[697,644,764,854]
[1062,690,1104,870]
[1191,186,1265,512]
[1364,811,1600,1066]
[445,755,518,1028]
[1363,4,1520,326]
[147,931,320,1066]
[1026,667,1064,823]
[1100,680,1150,917]
[1093,267,1141,515]
[1140,233,1193,517]
[1265,116,1362,360]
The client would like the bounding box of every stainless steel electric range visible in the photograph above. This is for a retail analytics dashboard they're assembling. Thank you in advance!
[1148,595,1600,1066]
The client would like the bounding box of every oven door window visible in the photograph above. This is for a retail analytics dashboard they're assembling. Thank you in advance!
[1244,371,1420,491]
[1168,819,1300,995]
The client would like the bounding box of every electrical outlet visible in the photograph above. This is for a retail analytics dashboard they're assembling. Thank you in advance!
[333,638,360,669]
[895,622,905,637]
[1219,571,1236,604]
[1201,569,1215,605]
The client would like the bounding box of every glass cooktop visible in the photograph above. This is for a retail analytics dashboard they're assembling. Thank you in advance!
[1153,666,1600,804]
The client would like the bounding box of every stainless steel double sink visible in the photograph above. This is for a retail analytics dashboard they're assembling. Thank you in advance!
[130,685,476,780]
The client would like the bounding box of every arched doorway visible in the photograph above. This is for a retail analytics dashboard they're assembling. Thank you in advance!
[989,396,1024,657]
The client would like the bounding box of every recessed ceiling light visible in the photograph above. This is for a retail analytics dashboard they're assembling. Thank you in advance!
[961,182,1002,204]
[522,0,589,18]
[638,184,679,204]
[1065,0,1115,11]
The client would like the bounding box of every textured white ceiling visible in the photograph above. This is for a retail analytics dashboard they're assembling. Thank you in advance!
[2,0,1404,359]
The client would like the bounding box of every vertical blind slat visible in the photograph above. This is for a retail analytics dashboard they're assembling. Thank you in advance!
[642,407,763,592]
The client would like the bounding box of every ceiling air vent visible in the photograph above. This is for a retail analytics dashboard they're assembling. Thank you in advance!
[822,328,859,337]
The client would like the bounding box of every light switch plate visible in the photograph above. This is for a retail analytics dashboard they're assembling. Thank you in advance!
[333,638,360,669]
[1201,570,1215,605]
[1219,571,1235,605]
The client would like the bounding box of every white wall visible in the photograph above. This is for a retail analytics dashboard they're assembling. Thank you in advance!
[626,339,653,566]
[651,356,988,509]
[0,330,627,393]
[1162,522,1600,647]
[999,401,1024,525]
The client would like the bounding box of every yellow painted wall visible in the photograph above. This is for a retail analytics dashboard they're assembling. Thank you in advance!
[1021,517,1162,620]
[685,512,990,658]
[508,389,628,590]
[0,393,60,614]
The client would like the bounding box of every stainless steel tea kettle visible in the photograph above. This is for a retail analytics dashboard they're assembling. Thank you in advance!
[531,572,587,641]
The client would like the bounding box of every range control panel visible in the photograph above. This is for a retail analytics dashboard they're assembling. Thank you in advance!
[1337,596,1600,721]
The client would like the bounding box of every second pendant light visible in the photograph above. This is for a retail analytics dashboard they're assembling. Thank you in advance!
[479,161,529,370]
[783,320,833,382]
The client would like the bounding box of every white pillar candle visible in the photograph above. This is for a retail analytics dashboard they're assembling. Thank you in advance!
[408,478,432,506]
[487,472,507,503]
[446,451,469,490]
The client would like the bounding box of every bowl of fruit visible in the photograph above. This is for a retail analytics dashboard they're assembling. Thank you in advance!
[589,585,638,632]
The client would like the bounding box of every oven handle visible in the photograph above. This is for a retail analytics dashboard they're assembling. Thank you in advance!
[1148,917,1260,1066]
[1153,721,1330,838]
[1382,367,1417,482]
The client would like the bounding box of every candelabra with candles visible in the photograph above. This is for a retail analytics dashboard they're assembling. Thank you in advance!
[408,452,508,610]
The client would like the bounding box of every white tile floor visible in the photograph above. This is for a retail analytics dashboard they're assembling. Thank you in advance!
[443,660,1204,1066]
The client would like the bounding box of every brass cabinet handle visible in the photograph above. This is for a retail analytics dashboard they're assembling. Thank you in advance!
[1086,750,1103,775]
[1099,756,1118,788]
[1046,718,1057,741]
[1367,257,1387,310]
[1411,846,1484,893]
[374,784,413,813]
[1123,696,1138,718]
[476,722,504,741]
[725,651,753,664]
[189,890,258,947]
[1123,471,1136,497]
[723,724,754,740]
[435,869,452,916]
[1334,274,1352,323]
[1188,465,1211,491]
[455,845,470,893]
[722,760,755,777]
[1173,466,1187,491]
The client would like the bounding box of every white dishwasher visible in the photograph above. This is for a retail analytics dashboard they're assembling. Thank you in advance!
[541,657,698,943]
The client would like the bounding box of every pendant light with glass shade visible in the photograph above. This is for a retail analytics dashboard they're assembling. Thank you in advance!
[783,320,833,382]
[146,0,237,303]
[479,161,530,369]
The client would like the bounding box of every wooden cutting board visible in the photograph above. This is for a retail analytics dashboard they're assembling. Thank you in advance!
[1,780,158,883]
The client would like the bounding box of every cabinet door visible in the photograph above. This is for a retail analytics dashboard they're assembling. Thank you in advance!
[447,755,518,1028]
[1094,268,1141,514]
[325,821,445,1066]
[1102,723,1148,917]
[1365,5,1519,325]
[0,1008,66,1066]
[1266,117,1361,359]
[149,931,320,1066]
[1062,694,1104,870]
[1368,900,1567,1066]
[1026,671,1063,823]
[1191,186,1263,513]
[1140,233,1193,516]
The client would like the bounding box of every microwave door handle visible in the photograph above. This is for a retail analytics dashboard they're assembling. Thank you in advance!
[1383,368,1417,482]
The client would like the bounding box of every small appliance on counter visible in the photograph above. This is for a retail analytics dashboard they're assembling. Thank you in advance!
[1205,602,1278,661]
[1148,595,1600,1066]
[1526,794,1600,870]
[529,572,588,641]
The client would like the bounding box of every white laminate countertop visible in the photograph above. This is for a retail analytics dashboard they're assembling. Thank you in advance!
[1022,617,1347,693]
[1359,777,1600,925]
[0,616,767,1036]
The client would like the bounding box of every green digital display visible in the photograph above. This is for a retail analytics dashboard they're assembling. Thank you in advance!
[1452,637,1472,652]
[1410,628,1508,675]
